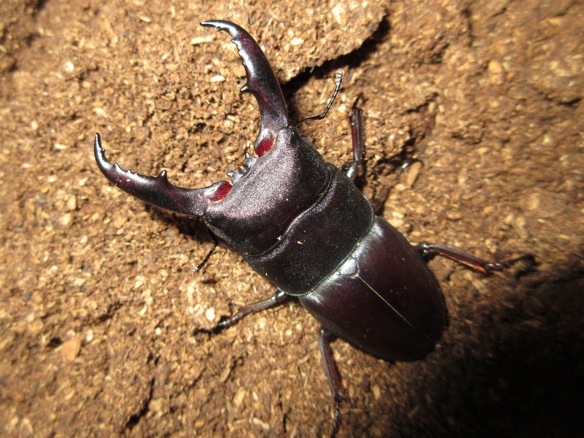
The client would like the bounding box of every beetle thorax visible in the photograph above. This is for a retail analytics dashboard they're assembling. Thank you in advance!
[204,128,331,256]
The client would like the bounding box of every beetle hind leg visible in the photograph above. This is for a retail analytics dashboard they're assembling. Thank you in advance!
[319,328,343,437]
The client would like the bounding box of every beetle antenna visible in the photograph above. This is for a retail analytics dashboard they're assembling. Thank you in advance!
[193,231,219,273]
[296,70,343,127]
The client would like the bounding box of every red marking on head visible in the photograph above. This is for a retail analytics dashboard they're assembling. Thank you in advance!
[212,182,232,202]
[255,137,274,157]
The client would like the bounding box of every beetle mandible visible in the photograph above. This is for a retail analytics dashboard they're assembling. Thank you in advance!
[94,20,528,435]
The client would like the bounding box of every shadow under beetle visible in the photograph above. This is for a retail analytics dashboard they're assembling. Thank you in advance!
[94,20,530,435]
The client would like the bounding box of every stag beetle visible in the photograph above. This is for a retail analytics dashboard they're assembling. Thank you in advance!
[94,20,529,435]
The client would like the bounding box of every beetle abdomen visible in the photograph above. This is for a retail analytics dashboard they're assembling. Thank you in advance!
[299,218,447,361]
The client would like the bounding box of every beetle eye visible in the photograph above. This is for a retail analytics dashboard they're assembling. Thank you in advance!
[227,152,258,184]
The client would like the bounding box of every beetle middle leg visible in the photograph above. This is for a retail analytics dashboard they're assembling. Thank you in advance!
[212,290,288,333]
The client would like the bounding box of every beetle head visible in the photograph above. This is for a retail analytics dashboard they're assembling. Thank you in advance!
[94,20,289,216]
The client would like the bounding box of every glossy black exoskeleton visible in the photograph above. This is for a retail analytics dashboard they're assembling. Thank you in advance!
[94,20,529,435]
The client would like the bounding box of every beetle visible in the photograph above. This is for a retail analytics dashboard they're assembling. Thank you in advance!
[94,20,530,435]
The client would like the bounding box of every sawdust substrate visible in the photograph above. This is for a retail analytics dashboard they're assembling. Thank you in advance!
[1,0,582,436]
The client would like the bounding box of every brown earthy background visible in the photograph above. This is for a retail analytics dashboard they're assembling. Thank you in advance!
[1,0,582,436]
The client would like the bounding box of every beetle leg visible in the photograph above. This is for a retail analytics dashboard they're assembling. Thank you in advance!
[94,134,232,216]
[342,98,365,181]
[201,21,289,157]
[192,230,219,273]
[212,290,288,333]
[414,243,535,275]
[319,328,343,437]
[369,186,390,215]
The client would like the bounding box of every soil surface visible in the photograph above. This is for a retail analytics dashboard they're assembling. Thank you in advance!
[1,0,582,436]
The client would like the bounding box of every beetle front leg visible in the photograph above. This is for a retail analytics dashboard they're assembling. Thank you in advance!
[212,290,288,333]
[319,328,343,437]
[414,243,535,275]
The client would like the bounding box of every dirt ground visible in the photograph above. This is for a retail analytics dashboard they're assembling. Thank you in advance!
[1,0,582,436]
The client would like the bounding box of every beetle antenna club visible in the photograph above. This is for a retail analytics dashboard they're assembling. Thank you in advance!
[297,70,344,127]
[94,21,533,435]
